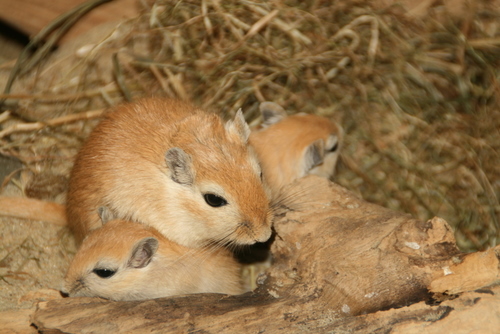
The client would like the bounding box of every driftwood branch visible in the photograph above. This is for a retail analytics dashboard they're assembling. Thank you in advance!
[29,176,500,333]
[0,109,104,139]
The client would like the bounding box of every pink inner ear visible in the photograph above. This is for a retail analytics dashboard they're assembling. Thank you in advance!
[129,238,158,269]
[303,139,325,173]
[226,109,251,143]
[165,147,194,185]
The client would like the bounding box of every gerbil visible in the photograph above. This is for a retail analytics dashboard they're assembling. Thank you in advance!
[66,98,272,248]
[0,196,66,226]
[250,102,343,198]
[63,218,243,301]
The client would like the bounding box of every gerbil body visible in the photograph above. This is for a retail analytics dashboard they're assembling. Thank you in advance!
[63,219,243,301]
[67,98,272,248]
[250,102,343,198]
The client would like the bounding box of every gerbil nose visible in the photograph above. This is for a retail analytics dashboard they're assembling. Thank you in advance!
[254,227,272,243]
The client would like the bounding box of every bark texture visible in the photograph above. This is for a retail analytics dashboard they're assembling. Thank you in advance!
[27,176,500,333]
[0,0,138,44]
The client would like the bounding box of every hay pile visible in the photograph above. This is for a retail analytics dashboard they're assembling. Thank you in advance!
[0,0,499,278]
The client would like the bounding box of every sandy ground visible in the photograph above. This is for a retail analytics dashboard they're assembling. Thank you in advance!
[0,217,75,312]
[0,175,76,311]
[0,26,76,312]
[1,0,499,321]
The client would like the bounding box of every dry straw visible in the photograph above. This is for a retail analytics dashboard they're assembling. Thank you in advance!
[0,0,499,251]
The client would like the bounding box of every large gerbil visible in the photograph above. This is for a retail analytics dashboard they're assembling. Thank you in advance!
[250,102,343,198]
[63,218,243,301]
[66,98,272,248]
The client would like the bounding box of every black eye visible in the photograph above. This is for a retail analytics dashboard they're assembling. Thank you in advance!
[328,142,339,152]
[93,268,116,278]
[204,193,228,207]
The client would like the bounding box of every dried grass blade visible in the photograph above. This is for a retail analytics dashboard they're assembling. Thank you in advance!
[243,9,280,41]
[0,109,104,139]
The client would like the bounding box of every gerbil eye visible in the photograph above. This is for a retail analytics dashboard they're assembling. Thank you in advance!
[328,141,339,152]
[93,268,116,278]
[204,193,228,207]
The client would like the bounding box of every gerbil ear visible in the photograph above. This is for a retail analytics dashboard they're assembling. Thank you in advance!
[226,109,251,143]
[259,101,287,127]
[97,206,115,224]
[165,148,194,185]
[128,237,158,269]
[302,139,325,173]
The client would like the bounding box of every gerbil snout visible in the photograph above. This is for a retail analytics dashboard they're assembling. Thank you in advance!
[64,219,244,301]
[233,213,273,245]
[254,227,272,243]
[62,276,86,298]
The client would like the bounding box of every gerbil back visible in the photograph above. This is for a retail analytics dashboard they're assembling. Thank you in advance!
[66,98,272,248]
[250,102,343,198]
[66,99,198,242]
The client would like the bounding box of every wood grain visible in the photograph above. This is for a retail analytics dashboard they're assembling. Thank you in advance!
[30,176,500,333]
[0,0,139,44]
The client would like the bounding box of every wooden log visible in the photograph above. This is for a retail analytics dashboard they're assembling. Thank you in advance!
[0,0,139,44]
[0,289,63,334]
[0,308,37,334]
[30,284,500,333]
[429,246,500,295]
[31,176,500,332]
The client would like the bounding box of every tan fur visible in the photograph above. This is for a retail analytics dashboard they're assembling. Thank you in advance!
[66,98,272,247]
[0,196,66,226]
[250,102,343,199]
[63,219,243,301]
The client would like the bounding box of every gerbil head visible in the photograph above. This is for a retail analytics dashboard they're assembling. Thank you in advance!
[159,110,273,248]
[305,134,341,179]
[62,219,164,301]
[64,208,244,300]
[250,102,343,195]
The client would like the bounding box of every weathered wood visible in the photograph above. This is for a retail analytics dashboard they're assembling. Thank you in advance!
[0,289,63,334]
[0,0,138,44]
[430,246,500,295]
[0,308,37,334]
[30,284,500,333]
[31,176,500,333]
[328,285,500,333]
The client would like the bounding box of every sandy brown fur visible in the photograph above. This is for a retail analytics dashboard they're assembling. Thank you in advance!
[0,196,66,226]
[250,104,343,199]
[64,219,243,301]
[66,98,272,248]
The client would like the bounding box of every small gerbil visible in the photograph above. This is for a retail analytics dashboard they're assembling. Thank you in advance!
[250,102,343,198]
[66,98,273,248]
[63,217,243,301]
